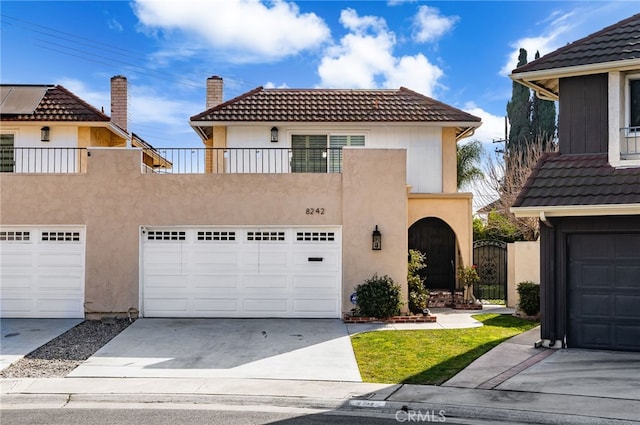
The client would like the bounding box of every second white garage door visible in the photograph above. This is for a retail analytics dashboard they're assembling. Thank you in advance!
[142,227,341,318]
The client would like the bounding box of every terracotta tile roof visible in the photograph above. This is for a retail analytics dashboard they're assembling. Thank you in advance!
[513,153,640,208]
[1,85,110,122]
[513,13,640,74]
[190,87,481,123]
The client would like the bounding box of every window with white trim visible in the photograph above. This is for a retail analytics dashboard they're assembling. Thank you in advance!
[147,230,186,241]
[291,134,365,173]
[0,134,14,173]
[42,231,81,242]
[0,231,30,241]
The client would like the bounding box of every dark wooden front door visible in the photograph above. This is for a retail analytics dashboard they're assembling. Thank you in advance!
[408,217,456,291]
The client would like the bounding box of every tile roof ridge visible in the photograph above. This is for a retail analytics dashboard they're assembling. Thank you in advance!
[52,84,110,121]
[190,86,264,120]
[398,86,482,122]
[512,13,640,74]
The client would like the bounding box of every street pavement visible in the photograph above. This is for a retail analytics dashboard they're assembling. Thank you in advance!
[2,307,640,424]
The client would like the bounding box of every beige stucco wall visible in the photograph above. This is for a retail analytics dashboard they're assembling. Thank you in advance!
[507,240,540,308]
[0,147,408,317]
[341,148,408,313]
[407,193,473,273]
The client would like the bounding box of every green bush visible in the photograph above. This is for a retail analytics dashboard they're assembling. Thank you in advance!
[517,281,540,316]
[408,249,428,314]
[355,274,402,318]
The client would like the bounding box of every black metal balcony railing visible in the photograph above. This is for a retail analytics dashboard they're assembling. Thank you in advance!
[0,147,87,173]
[0,147,346,174]
[621,127,640,158]
[142,148,345,174]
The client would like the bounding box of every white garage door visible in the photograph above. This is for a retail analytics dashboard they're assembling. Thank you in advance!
[0,226,85,318]
[142,227,341,318]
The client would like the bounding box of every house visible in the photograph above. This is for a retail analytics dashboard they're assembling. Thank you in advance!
[0,76,169,173]
[511,13,640,351]
[0,76,480,319]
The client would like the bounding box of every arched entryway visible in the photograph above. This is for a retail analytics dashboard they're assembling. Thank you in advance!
[408,217,456,291]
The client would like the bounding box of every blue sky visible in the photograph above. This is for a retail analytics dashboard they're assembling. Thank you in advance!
[1,1,637,150]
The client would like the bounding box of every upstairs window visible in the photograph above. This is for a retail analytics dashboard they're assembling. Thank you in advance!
[629,78,640,130]
[291,134,365,173]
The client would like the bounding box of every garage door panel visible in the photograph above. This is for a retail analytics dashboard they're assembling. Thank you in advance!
[145,275,188,289]
[568,233,640,351]
[194,298,239,312]
[243,275,287,289]
[616,326,640,350]
[145,298,189,313]
[0,226,85,318]
[243,298,288,313]
[293,298,339,313]
[143,227,341,318]
[193,275,240,289]
[616,295,640,318]
[36,298,83,316]
[1,252,33,267]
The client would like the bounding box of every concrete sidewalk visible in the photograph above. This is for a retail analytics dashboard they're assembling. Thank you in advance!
[2,376,639,424]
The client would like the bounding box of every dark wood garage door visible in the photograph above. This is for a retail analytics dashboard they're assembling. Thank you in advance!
[568,233,640,351]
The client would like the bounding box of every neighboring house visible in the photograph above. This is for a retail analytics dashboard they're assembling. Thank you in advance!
[0,75,480,320]
[511,13,640,351]
[0,76,168,172]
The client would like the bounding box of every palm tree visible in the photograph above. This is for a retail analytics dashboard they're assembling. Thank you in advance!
[457,140,484,190]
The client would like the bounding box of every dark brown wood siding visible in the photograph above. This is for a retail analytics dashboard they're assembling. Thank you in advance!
[539,215,640,347]
[558,74,608,154]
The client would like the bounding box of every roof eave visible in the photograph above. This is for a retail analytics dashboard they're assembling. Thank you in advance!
[511,203,640,218]
[511,58,640,99]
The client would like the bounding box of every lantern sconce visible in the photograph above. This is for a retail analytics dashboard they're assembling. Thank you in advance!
[270,126,279,143]
[40,126,50,142]
[372,225,382,251]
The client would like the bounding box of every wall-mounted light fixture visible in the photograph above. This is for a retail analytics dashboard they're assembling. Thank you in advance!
[372,225,382,250]
[40,126,50,142]
[270,126,279,143]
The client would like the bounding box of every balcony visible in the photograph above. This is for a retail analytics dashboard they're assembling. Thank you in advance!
[0,147,346,174]
[142,147,345,174]
[0,147,87,174]
[621,127,640,160]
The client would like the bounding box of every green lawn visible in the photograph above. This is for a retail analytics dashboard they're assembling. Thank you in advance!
[350,314,539,385]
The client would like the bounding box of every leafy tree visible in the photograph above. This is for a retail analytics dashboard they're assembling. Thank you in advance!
[506,48,532,152]
[531,51,557,150]
[457,140,484,190]
[477,134,557,241]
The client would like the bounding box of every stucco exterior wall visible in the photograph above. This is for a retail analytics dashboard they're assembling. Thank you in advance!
[507,240,540,308]
[407,193,473,270]
[0,147,408,317]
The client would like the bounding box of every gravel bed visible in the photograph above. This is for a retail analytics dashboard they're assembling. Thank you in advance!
[0,318,133,378]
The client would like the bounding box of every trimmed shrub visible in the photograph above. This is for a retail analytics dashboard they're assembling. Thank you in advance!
[408,249,428,314]
[517,281,540,316]
[355,274,402,318]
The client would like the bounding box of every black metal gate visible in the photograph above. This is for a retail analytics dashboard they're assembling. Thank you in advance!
[472,240,508,302]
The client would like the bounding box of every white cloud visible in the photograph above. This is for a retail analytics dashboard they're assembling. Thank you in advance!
[412,5,458,44]
[107,18,124,32]
[462,102,507,145]
[317,8,443,96]
[132,0,331,63]
[387,0,416,6]
[500,11,575,75]
[264,81,289,89]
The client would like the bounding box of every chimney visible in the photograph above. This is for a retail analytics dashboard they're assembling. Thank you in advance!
[110,75,128,132]
[206,76,223,109]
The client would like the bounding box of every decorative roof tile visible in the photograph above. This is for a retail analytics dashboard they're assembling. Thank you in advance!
[1,85,110,122]
[513,13,640,74]
[190,87,481,123]
[513,153,640,208]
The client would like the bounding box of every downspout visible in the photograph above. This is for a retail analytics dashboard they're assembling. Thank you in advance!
[540,211,553,228]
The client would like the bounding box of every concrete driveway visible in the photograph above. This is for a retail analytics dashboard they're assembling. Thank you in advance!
[1,318,83,371]
[69,319,362,382]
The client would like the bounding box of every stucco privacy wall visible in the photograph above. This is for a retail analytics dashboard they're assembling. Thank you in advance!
[0,148,408,317]
[507,240,540,308]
